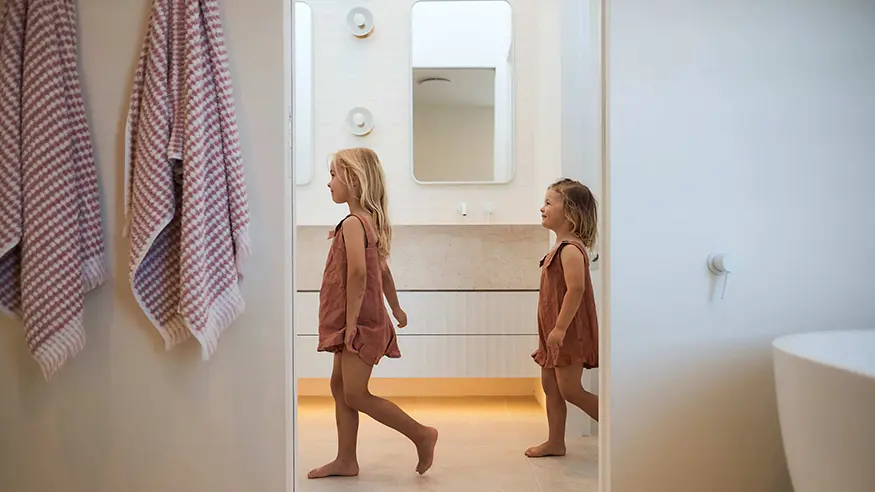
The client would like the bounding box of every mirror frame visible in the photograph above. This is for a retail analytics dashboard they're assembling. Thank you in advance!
[294,0,315,186]
[408,0,517,186]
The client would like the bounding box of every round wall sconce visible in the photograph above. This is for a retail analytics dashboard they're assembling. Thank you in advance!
[347,7,375,38]
[346,107,374,136]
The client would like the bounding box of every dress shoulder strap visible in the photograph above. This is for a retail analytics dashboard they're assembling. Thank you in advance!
[540,240,589,268]
[334,214,376,248]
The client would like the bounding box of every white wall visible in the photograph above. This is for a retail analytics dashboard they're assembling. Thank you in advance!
[532,0,564,208]
[296,0,558,226]
[0,1,289,491]
[607,1,875,491]
[559,0,603,439]
[413,105,495,182]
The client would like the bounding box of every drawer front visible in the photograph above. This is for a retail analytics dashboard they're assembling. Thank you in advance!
[294,334,540,379]
[295,291,538,336]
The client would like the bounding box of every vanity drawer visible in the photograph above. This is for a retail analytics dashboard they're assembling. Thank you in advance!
[294,334,540,379]
[294,291,538,336]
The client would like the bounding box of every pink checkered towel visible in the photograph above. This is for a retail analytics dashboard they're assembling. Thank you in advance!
[0,0,108,379]
[124,0,251,358]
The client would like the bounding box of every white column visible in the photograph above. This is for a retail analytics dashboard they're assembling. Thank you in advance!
[560,0,603,438]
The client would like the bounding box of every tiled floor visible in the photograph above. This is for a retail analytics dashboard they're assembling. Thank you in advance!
[296,396,598,492]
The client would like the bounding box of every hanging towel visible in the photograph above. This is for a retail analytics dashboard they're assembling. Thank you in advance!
[0,0,107,379]
[124,0,251,358]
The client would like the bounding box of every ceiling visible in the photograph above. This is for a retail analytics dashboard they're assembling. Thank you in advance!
[412,68,496,107]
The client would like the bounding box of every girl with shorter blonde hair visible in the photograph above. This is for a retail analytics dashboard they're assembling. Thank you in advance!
[526,178,600,458]
[308,148,438,479]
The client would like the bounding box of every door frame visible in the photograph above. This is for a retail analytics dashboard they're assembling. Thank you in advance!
[282,1,612,490]
[283,0,298,490]
[598,0,612,490]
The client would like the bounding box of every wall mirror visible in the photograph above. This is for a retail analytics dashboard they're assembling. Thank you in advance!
[294,1,314,186]
[410,0,515,184]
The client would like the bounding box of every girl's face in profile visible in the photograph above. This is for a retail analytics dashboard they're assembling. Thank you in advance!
[540,189,566,232]
[328,160,351,204]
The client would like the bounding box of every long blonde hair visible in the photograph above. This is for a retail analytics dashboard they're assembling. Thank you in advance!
[332,148,392,258]
[549,178,598,249]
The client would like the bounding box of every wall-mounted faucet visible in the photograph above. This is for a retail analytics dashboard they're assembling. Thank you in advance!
[707,252,733,299]
[482,202,494,223]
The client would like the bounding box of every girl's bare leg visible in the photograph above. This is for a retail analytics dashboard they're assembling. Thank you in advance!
[307,353,360,479]
[341,350,439,475]
[555,364,599,422]
[526,367,568,457]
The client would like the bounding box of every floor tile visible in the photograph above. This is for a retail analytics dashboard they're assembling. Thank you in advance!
[528,437,599,491]
[296,396,598,492]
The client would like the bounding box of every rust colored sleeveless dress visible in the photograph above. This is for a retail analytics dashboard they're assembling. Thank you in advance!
[532,240,599,369]
[317,214,401,366]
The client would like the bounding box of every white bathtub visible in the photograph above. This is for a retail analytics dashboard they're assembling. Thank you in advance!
[773,330,875,492]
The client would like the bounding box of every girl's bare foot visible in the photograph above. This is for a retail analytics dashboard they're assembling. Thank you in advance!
[415,427,439,475]
[525,441,566,458]
[307,459,359,479]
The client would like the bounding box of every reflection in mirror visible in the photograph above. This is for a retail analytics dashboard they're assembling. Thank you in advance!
[410,0,514,184]
[294,2,314,185]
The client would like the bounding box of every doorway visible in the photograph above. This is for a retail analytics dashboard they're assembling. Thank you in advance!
[285,1,609,491]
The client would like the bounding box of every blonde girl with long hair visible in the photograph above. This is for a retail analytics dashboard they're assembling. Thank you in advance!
[308,148,439,479]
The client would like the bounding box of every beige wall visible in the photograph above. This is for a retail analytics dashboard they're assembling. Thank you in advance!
[0,1,289,491]
[296,225,548,291]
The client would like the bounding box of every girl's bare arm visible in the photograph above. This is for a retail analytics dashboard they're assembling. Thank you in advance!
[381,261,401,311]
[554,246,585,335]
[342,219,368,330]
